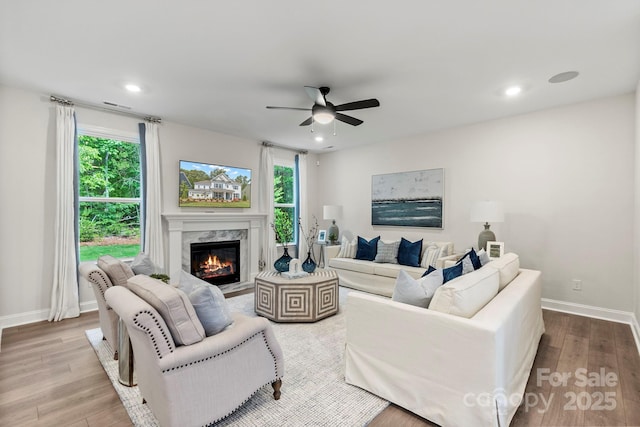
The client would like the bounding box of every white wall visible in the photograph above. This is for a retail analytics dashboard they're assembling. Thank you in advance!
[0,85,268,326]
[316,93,636,312]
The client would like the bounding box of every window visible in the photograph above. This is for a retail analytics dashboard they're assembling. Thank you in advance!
[274,163,297,245]
[77,129,142,261]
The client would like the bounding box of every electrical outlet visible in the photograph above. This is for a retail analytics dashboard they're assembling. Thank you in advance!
[572,279,582,291]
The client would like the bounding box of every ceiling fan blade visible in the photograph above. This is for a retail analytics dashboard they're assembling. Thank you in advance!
[335,113,363,126]
[335,98,380,111]
[304,86,326,107]
[266,106,311,111]
[299,117,313,126]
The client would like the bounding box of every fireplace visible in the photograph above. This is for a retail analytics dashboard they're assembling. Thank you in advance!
[190,240,240,286]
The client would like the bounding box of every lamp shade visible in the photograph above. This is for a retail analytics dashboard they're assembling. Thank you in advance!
[323,205,343,220]
[470,201,504,223]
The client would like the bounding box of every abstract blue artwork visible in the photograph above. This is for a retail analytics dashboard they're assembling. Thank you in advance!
[371,168,444,228]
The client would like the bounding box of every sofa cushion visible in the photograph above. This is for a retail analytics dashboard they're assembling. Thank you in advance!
[485,252,520,291]
[97,255,134,286]
[337,236,357,258]
[374,240,399,264]
[126,275,205,346]
[421,245,444,268]
[429,266,499,318]
[355,236,380,261]
[177,271,233,336]
[373,263,425,279]
[329,257,377,275]
[392,269,444,308]
[398,238,423,267]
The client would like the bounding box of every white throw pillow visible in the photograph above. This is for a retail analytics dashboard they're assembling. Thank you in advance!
[177,271,233,336]
[420,245,444,268]
[337,236,357,258]
[477,248,491,266]
[392,269,444,308]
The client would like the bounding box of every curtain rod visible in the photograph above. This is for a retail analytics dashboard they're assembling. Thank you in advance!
[261,141,308,155]
[49,95,161,123]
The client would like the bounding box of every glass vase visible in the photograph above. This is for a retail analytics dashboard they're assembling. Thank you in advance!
[302,250,317,273]
[274,246,292,273]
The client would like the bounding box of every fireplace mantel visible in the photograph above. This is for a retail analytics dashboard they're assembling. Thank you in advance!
[162,213,267,284]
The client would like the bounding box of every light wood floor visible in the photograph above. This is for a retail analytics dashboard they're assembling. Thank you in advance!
[1,303,639,426]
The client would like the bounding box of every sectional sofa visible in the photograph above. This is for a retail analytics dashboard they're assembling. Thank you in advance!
[343,252,545,427]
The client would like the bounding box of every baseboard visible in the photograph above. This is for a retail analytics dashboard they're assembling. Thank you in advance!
[0,300,98,330]
[542,298,640,355]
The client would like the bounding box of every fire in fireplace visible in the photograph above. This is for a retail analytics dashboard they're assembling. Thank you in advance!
[190,240,240,286]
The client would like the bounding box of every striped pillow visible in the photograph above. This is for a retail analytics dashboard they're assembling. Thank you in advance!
[421,245,444,268]
[337,236,357,258]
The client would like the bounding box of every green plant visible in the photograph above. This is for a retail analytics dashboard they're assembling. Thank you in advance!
[150,273,170,284]
[328,233,337,243]
[271,209,293,246]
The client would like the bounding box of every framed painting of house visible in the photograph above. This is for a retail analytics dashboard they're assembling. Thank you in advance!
[371,168,444,228]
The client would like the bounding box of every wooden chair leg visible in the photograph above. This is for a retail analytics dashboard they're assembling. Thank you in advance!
[272,379,282,400]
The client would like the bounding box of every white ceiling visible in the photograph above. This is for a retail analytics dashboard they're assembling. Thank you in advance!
[1,1,639,152]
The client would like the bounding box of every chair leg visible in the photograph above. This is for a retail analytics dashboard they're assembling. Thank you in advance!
[272,379,282,400]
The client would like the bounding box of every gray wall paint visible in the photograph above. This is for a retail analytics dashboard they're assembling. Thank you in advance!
[0,84,636,324]
[315,93,636,312]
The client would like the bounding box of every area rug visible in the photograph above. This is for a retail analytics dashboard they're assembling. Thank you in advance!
[85,287,389,426]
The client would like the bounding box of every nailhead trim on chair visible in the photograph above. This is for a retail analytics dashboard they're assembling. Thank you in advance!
[261,330,283,378]
[161,331,265,373]
[133,310,175,358]
[88,270,112,299]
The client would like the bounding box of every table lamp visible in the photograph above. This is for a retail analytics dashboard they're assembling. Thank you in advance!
[323,205,343,244]
[470,201,504,250]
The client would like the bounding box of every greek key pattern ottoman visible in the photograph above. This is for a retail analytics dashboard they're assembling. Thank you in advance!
[254,269,339,322]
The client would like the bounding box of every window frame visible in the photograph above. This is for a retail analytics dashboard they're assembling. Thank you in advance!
[77,124,143,261]
[273,158,298,246]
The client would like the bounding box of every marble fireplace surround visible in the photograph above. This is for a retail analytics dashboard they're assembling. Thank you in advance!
[163,213,266,285]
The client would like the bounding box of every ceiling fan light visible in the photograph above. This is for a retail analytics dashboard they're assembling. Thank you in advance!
[313,111,335,124]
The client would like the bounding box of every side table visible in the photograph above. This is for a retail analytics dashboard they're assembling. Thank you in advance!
[255,269,339,322]
[315,242,340,268]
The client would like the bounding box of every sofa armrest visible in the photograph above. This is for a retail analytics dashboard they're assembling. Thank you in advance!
[436,253,463,269]
[158,313,284,376]
[325,244,341,260]
[345,292,498,394]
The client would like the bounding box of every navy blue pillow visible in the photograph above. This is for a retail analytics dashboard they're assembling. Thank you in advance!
[421,265,437,277]
[457,248,482,270]
[442,262,463,283]
[355,236,380,261]
[397,238,423,267]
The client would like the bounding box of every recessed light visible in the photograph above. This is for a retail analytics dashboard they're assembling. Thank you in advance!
[505,86,522,97]
[549,71,579,84]
[124,83,142,93]
[315,136,324,142]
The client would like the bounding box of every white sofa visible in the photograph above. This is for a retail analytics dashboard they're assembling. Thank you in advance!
[344,254,545,427]
[326,241,459,297]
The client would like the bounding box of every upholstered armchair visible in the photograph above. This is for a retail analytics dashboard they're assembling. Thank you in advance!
[79,261,122,359]
[104,280,284,427]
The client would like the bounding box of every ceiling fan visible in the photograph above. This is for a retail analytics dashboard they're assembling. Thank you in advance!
[266,86,380,127]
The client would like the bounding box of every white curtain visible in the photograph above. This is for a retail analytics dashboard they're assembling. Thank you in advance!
[297,153,310,257]
[142,122,164,269]
[49,105,80,321]
[259,145,275,268]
